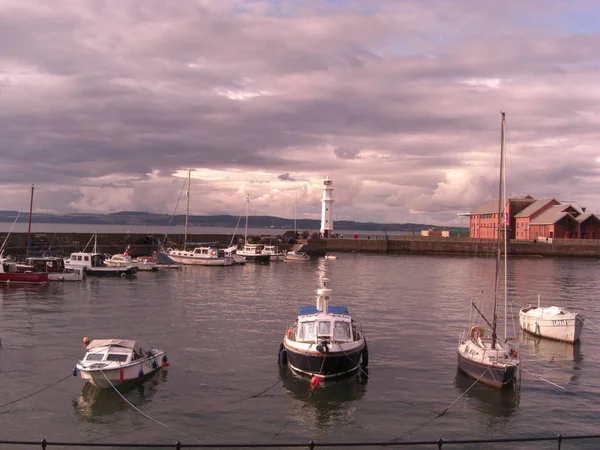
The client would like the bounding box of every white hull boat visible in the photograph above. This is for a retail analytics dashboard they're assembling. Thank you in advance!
[105,253,158,272]
[456,113,520,390]
[519,299,584,343]
[167,247,233,266]
[285,251,309,261]
[76,339,169,388]
[263,245,286,261]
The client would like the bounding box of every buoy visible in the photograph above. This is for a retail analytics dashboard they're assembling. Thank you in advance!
[138,368,144,378]
[83,337,90,346]
[163,361,170,367]
[287,329,293,335]
[120,368,124,383]
[152,360,158,369]
[310,376,320,390]
[279,349,288,366]
[72,366,77,376]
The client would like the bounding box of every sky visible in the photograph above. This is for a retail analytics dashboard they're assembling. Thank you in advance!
[1,0,600,226]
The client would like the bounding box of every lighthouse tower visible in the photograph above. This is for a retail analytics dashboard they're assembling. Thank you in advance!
[320,177,334,238]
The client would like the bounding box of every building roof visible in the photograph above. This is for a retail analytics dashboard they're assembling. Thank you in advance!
[575,213,600,223]
[473,196,534,215]
[530,205,579,225]
[514,198,558,218]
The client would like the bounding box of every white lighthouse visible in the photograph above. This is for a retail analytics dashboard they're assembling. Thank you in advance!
[320,176,334,238]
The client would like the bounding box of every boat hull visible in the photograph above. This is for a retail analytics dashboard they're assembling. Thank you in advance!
[0,273,49,285]
[456,340,519,389]
[167,255,233,266]
[49,270,84,282]
[283,340,365,379]
[84,267,138,277]
[519,309,583,343]
[77,351,167,388]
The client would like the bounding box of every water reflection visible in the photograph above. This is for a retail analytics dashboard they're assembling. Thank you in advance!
[279,367,367,431]
[454,370,520,420]
[73,370,166,419]
[522,331,583,364]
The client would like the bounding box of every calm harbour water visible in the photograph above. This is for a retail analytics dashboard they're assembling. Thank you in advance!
[1,253,600,448]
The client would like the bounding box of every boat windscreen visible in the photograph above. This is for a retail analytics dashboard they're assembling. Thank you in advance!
[86,353,104,361]
[106,354,128,362]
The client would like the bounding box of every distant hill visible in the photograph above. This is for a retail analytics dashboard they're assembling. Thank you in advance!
[0,210,451,232]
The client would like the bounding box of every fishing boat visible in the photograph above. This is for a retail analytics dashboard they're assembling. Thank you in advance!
[263,245,286,261]
[519,295,584,343]
[456,112,520,389]
[167,246,233,266]
[279,277,368,379]
[75,339,169,388]
[64,235,138,277]
[25,256,84,281]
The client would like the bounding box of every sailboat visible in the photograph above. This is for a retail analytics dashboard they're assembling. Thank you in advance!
[456,112,520,389]
[165,170,233,266]
[236,195,270,263]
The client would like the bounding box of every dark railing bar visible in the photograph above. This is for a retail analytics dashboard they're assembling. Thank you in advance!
[1,433,600,449]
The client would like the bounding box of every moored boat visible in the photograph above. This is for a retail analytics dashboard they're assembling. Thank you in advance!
[280,278,368,380]
[0,255,49,285]
[519,295,584,343]
[26,256,83,281]
[456,113,520,390]
[105,252,158,272]
[167,246,233,266]
[285,251,309,261]
[75,339,169,388]
[263,245,286,261]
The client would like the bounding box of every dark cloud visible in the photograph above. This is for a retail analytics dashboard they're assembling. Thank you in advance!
[0,0,599,225]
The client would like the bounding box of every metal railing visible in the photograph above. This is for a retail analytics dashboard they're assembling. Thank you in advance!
[2,433,600,449]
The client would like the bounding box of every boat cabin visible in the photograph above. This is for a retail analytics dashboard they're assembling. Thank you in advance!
[82,339,152,366]
[26,257,66,273]
[67,252,107,268]
[293,307,355,344]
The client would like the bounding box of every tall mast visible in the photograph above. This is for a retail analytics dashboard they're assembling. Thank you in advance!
[294,191,297,237]
[491,112,506,350]
[503,114,508,339]
[26,184,34,257]
[184,170,191,249]
[245,194,249,245]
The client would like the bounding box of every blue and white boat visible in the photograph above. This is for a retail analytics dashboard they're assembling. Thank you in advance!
[279,278,368,379]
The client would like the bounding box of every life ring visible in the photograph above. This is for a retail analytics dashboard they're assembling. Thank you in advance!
[210,250,217,256]
[470,326,485,339]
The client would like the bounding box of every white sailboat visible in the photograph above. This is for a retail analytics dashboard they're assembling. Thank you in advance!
[457,112,520,389]
[236,195,270,263]
[166,170,233,266]
[519,294,584,343]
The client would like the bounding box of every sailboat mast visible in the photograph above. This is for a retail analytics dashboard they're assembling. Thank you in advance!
[245,194,249,245]
[502,114,508,339]
[26,184,34,257]
[184,170,191,249]
[294,191,297,237]
[491,112,506,349]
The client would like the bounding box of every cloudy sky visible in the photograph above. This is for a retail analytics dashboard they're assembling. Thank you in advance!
[2,0,600,226]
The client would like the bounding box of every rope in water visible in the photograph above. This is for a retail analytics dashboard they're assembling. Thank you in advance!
[0,373,73,412]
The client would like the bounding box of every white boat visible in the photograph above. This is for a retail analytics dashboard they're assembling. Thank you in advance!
[26,256,84,281]
[236,195,270,263]
[279,277,367,379]
[167,246,233,266]
[519,295,584,343]
[285,251,309,261]
[262,245,286,261]
[223,246,246,264]
[457,112,520,390]
[76,339,168,388]
[65,236,138,277]
[105,252,158,272]
[325,254,338,260]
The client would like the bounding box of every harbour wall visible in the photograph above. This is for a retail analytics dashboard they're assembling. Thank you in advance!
[2,232,600,258]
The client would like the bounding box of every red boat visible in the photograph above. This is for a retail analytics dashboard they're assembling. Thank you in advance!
[0,256,49,285]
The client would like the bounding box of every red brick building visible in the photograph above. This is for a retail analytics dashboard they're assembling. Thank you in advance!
[469,196,600,240]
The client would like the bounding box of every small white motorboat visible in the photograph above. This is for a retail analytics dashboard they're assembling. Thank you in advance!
[519,295,584,343]
[75,339,169,388]
[285,251,309,262]
[325,254,338,260]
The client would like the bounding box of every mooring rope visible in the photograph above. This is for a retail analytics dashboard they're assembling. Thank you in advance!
[99,370,202,443]
[0,373,73,412]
